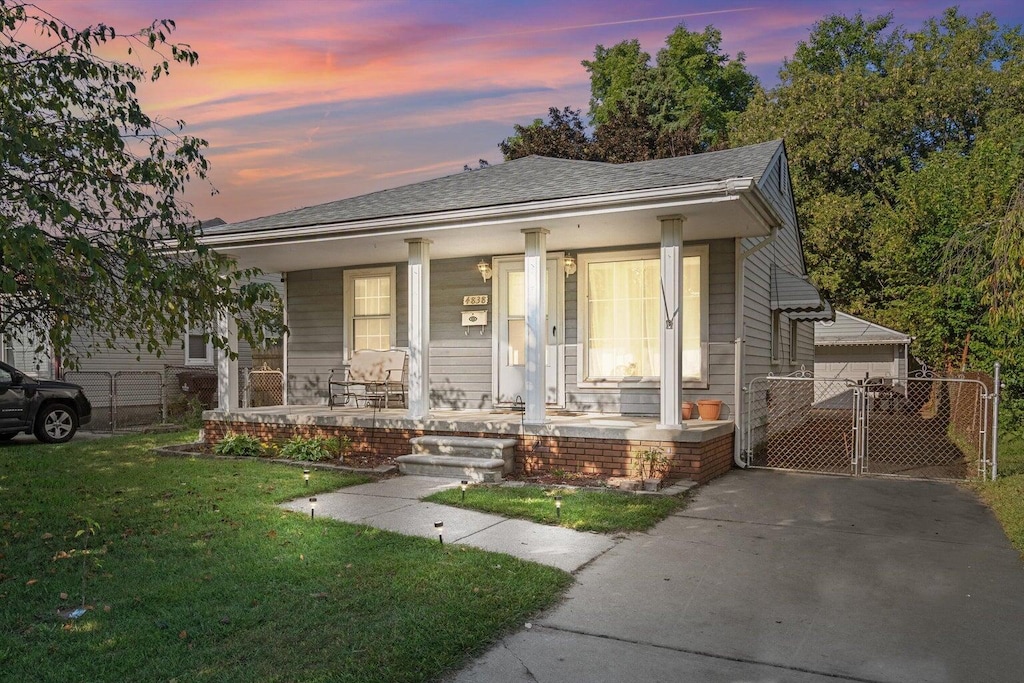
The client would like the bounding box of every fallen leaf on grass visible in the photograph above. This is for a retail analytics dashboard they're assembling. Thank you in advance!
[103,605,111,613]
[59,592,68,600]
[26,579,37,586]
[41,533,53,540]
[179,630,187,639]
[267,530,277,538]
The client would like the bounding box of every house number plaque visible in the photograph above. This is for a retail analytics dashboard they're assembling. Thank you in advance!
[463,295,488,306]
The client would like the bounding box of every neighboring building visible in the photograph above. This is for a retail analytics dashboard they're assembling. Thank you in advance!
[815,312,912,383]
[198,139,830,482]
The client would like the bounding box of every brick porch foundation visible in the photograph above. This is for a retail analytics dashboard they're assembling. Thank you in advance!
[203,412,735,484]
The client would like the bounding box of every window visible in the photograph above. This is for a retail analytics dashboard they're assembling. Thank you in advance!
[771,310,781,362]
[344,267,396,357]
[185,326,214,366]
[789,320,799,363]
[579,247,707,385]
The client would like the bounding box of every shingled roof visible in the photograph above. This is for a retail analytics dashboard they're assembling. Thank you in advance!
[206,140,784,236]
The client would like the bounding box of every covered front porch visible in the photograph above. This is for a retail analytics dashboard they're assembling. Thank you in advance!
[202,405,734,483]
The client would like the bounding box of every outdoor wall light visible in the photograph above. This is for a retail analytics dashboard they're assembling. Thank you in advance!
[434,520,444,545]
[563,255,577,277]
[477,259,493,282]
[460,480,468,502]
[309,497,317,519]
[555,495,563,520]
[303,469,310,486]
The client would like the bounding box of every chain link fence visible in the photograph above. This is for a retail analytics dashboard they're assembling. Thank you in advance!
[68,363,284,432]
[744,368,997,481]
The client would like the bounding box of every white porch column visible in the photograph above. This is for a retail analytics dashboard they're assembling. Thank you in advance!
[522,228,549,425]
[405,238,432,419]
[658,215,686,429]
[216,311,239,412]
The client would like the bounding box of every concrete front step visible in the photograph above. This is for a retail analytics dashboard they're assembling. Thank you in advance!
[400,435,518,482]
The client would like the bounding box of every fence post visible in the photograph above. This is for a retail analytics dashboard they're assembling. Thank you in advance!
[992,362,1001,479]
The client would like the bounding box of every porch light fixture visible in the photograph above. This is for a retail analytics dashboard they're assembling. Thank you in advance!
[309,497,317,519]
[555,495,562,520]
[434,520,444,545]
[563,255,577,277]
[460,480,468,502]
[477,260,492,282]
[303,469,310,486]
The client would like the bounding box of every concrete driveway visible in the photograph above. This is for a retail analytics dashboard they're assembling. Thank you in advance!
[453,469,1024,682]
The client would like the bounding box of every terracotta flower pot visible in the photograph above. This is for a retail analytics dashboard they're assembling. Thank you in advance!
[681,401,695,420]
[697,399,723,420]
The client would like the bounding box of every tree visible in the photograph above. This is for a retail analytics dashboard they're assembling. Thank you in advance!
[499,106,592,160]
[500,23,758,163]
[0,2,280,366]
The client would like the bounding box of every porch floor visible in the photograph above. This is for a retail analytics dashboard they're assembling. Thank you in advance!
[208,405,733,444]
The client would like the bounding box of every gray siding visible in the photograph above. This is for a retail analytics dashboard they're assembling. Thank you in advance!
[286,267,345,404]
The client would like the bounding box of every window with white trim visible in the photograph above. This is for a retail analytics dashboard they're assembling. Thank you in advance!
[579,247,707,386]
[344,267,396,357]
[185,326,214,366]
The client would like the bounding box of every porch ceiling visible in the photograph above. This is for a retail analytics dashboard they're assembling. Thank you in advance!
[215,192,772,272]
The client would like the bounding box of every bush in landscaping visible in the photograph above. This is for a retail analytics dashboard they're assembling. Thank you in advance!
[279,435,343,462]
[212,432,264,457]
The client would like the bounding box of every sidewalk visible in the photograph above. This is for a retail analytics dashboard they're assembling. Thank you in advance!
[280,475,618,572]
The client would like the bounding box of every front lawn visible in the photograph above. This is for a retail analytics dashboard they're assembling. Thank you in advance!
[0,432,571,682]
[425,484,686,533]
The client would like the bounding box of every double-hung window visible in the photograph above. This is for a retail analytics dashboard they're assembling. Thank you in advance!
[579,247,708,386]
[185,326,214,366]
[344,267,396,356]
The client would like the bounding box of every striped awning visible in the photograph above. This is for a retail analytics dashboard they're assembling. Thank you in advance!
[771,264,828,313]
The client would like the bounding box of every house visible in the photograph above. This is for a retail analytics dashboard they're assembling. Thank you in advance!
[814,312,912,383]
[198,139,830,483]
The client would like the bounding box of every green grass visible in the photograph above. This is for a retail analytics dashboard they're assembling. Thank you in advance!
[0,432,571,682]
[977,425,1024,557]
[425,484,687,533]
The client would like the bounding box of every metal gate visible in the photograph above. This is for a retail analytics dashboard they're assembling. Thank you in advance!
[743,368,997,481]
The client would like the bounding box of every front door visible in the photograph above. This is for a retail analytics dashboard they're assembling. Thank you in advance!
[494,256,562,406]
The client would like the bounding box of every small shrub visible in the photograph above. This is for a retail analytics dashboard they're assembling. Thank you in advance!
[213,432,264,458]
[632,447,671,480]
[279,436,340,462]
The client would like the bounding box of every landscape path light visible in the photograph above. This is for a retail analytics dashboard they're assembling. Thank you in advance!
[435,520,444,545]
[555,495,562,521]
[460,480,468,502]
[309,497,317,519]
[304,469,310,486]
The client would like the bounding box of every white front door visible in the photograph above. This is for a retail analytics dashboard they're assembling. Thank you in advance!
[494,256,562,406]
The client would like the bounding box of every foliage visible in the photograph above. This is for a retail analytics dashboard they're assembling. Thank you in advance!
[0,2,281,367]
[279,435,343,462]
[500,23,757,162]
[426,484,685,533]
[0,432,569,681]
[212,432,264,457]
[731,7,1024,420]
[631,447,671,480]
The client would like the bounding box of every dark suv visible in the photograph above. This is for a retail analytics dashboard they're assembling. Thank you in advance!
[0,361,92,443]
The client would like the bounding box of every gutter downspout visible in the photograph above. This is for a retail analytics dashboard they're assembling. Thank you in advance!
[733,228,778,468]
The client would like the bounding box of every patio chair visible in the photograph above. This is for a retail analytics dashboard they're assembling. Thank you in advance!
[328,349,407,409]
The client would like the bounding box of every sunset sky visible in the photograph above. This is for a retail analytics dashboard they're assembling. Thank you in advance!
[44,1,1024,224]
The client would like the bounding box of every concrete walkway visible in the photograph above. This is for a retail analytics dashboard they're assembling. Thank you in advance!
[280,475,617,572]
[453,469,1024,683]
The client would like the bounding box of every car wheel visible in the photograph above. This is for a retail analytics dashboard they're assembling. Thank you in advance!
[0,432,16,441]
[34,404,78,444]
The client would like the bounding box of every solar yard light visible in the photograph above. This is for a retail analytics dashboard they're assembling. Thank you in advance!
[555,495,562,521]
[303,469,310,486]
[460,480,468,502]
[434,520,444,545]
[309,497,317,519]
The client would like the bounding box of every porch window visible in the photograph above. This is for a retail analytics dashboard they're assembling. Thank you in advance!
[579,247,707,385]
[185,326,214,366]
[344,267,396,356]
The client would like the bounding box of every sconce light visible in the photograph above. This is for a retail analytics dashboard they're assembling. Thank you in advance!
[309,497,318,519]
[434,520,444,545]
[563,255,577,278]
[477,259,492,282]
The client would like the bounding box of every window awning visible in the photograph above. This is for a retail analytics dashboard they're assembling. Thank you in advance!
[771,264,833,320]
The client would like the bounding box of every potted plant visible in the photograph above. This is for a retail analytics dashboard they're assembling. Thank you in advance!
[697,399,723,420]
[681,401,695,419]
[632,447,671,491]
